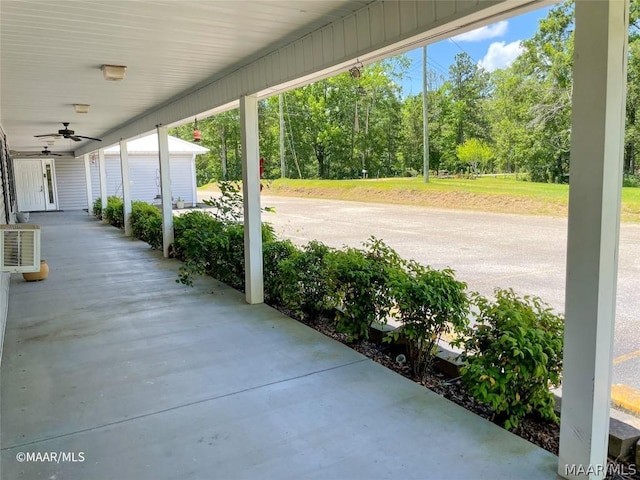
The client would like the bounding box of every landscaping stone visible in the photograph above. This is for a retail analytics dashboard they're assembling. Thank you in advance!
[608,417,640,461]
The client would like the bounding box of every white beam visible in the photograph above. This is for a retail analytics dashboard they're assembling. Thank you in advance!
[98,149,108,223]
[240,94,264,304]
[157,126,173,258]
[83,154,93,216]
[558,1,629,479]
[120,139,132,236]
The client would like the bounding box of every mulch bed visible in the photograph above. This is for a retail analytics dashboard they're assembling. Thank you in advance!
[290,313,640,480]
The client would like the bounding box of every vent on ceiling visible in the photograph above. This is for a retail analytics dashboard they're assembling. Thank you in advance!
[0,225,41,273]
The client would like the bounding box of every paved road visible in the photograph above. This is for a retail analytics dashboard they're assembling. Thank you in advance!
[251,194,640,393]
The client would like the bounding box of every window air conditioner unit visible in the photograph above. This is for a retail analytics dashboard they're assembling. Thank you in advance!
[0,225,41,273]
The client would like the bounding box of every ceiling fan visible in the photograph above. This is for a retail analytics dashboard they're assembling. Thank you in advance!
[35,122,102,142]
[22,147,63,157]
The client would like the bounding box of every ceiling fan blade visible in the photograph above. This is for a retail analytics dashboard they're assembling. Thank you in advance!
[74,135,102,142]
[34,133,61,138]
[68,135,83,142]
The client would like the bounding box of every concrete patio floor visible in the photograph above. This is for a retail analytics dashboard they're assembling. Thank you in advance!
[1,212,557,479]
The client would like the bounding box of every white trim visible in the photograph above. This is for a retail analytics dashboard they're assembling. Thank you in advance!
[83,154,93,215]
[120,140,132,236]
[240,94,264,304]
[98,149,108,222]
[558,1,629,478]
[157,126,173,258]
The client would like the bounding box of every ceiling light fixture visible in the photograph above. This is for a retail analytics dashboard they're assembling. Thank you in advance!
[73,104,90,114]
[102,64,127,81]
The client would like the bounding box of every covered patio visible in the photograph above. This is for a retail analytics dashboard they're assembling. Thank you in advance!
[1,212,557,478]
[0,1,633,478]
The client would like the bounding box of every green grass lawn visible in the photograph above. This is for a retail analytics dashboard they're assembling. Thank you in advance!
[201,176,640,222]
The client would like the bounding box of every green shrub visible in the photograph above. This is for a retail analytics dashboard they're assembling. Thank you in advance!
[263,240,299,306]
[92,198,102,218]
[104,196,124,228]
[623,173,640,188]
[130,201,163,249]
[456,289,564,430]
[387,261,469,378]
[279,240,335,321]
[330,238,402,341]
[174,211,275,289]
[174,211,225,286]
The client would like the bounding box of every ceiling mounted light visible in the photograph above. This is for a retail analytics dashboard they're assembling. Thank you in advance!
[73,104,90,114]
[102,64,127,81]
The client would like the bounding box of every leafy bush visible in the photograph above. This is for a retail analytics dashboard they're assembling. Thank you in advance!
[387,261,469,378]
[130,201,163,249]
[202,180,243,222]
[456,289,564,430]
[174,211,225,286]
[279,240,335,321]
[92,198,102,219]
[263,240,299,306]
[623,173,640,188]
[174,209,275,289]
[104,196,124,228]
[330,238,403,341]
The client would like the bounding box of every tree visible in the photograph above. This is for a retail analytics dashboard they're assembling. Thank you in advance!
[447,53,491,145]
[456,138,494,175]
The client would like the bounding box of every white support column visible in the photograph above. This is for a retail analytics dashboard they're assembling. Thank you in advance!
[157,125,173,258]
[98,148,108,223]
[120,139,132,236]
[240,94,264,304]
[558,1,629,479]
[83,154,93,215]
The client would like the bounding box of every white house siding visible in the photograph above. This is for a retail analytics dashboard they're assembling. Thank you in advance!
[90,154,196,206]
[54,157,87,211]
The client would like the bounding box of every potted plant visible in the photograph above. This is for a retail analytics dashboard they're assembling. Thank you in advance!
[176,197,185,209]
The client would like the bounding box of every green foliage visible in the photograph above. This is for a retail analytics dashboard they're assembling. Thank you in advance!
[456,138,494,175]
[278,241,335,321]
[173,208,275,289]
[330,238,403,341]
[173,210,225,286]
[263,240,299,306]
[387,261,469,378]
[456,289,564,430]
[130,201,163,250]
[104,196,124,228]
[202,180,243,222]
[92,198,102,218]
[623,174,640,188]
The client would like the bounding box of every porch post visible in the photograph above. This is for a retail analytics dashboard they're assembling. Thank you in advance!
[558,1,629,479]
[240,94,264,304]
[120,139,132,236]
[156,125,173,258]
[98,148,108,223]
[83,154,93,215]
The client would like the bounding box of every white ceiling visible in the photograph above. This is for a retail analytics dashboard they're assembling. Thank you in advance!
[0,0,370,154]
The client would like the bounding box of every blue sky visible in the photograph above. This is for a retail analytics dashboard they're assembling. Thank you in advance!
[399,5,553,95]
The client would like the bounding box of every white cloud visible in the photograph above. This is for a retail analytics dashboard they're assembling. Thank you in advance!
[478,41,524,72]
[452,20,508,42]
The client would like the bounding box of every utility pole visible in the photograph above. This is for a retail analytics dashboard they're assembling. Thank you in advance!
[423,45,430,183]
[279,93,285,178]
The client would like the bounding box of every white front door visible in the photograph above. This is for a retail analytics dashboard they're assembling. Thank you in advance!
[14,159,58,212]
